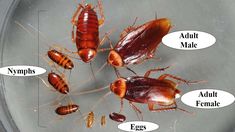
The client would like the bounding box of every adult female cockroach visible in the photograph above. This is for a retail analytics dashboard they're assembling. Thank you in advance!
[109,112,126,123]
[107,18,171,68]
[109,66,204,120]
[48,72,69,94]
[71,0,110,63]
[55,104,79,115]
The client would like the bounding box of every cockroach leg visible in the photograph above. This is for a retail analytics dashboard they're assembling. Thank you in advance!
[144,66,170,77]
[96,0,105,26]
[42,54,54,68]
[158,74,205,85]
[113,67,121,78]
[71,3,84,42]
[129,101,143,121]
[99,29,115,47]
[131,17,138,27]
[148,102,193,115]
[71,3,84,25]
[134,53,161,65]
[120,17,138,39]
[99,34,108,47]
[126,66,137,75]
[52,44,77,55]
[173,102,194,115]
[119,99,124,113]
[72,25,76,43]
[50,44,81,60]
[107,36,114,49]
[148,103,177,112]
[146,49,162,62]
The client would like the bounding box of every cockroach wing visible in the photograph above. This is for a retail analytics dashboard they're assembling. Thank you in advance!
[114,19,170,65]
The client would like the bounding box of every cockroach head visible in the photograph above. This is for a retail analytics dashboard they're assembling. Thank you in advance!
[78,49,97,63]
[110,78,127,98]
[108,50,123,67]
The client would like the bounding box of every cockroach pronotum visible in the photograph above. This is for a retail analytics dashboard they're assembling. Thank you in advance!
[107,18,171,70]
[109,112,126,123]
[86,111,95,128]
[109,66,205,120]
[48,72,69,94]
[71,0,109,63]
[55,104,79,115]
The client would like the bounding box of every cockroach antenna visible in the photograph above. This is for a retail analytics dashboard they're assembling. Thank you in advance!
[155,11,158,19]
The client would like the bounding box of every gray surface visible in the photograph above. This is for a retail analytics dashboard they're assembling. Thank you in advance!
[0,0,235,132]
[0,0,20,132]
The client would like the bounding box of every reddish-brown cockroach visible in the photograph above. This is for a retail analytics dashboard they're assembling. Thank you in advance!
[14,21,75,72]
[76,111,106,128]
[86,111,95,128]
[71,0,110,63]
[109,66,204,120]
[107,18,171,68]
[48,72,69,94]
[109,112,126,122]
[48,49,74,70]
[100,115,106,127]
[55,104,79,115]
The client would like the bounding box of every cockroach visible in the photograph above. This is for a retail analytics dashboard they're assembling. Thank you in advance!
[86,111,95,128]
[107,18,171,68]
[14,21,75,71]
[48,49,74,69]
[71,0,109,63]
[109,112,126,122]
[100,115,106,126]
[109,66,204,120]
[55,104,79,115]
[48,72,69,94]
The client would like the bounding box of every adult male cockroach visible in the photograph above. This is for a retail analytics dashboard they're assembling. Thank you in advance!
[106,18,171,75]
[109,66,204,121]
